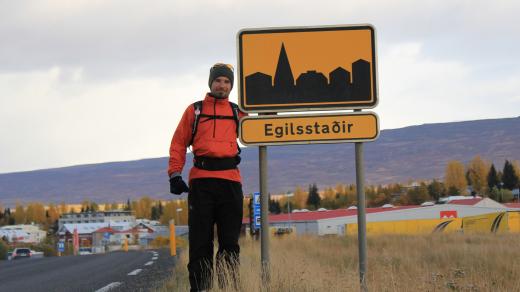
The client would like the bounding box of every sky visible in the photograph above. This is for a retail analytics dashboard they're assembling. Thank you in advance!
[1,0,519,174]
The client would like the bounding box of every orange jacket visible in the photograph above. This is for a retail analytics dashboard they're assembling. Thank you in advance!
[168,94,247,183]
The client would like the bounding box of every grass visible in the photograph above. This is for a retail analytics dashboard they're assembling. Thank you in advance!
[157,233,520,291]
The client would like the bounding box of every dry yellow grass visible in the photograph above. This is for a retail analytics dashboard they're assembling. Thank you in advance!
[158,233,520,291]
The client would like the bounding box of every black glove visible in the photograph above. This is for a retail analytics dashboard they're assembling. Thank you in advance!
[170,176,189,195]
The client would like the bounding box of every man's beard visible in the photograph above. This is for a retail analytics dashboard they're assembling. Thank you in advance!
[210,90,229,99]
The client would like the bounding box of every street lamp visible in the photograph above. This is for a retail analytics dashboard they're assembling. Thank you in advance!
[176,208,183,225]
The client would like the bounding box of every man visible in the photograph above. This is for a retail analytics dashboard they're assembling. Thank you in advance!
[168,63,246,292]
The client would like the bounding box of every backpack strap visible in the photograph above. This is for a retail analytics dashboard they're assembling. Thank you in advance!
[189,101,203,146]
[229,102,242,154]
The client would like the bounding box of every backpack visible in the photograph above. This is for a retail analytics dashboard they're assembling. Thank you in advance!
[189,101,240,153]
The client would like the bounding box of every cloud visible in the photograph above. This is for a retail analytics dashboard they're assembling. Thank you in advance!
[0,65,213,172]
[1,0,519,173]
[377,41,520,129]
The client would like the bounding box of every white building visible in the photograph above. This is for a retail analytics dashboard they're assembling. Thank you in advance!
[58,210,135,229]
[0,224,47,243]
[265,198,512,236]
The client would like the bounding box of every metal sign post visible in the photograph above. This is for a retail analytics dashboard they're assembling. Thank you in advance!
[259,145,270,283]
[355,140,368,291]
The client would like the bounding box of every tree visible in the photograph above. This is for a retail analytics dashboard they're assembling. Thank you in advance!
[293,186,308,209]
[306,183,321,210]
[46,204,60,226]
[407,183,431,205]
[444,160,467,195]
[125,199,132,211]
[157,201,164,217]
[268,199,281,214]
[25,202,46,224]
[487,164,500,190]
[59,202,69,214]
[14,202,26,224]
[513,161,520,183]
[90,202,99,212]
[111,202,119,210]
[427,179,445,201]
[466,155,489,194]
[151,205,160,220]
[502,160,519,190]
[135,197,153,219]
[335,183,346,198]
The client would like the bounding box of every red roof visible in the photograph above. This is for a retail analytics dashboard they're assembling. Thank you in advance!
[448,198,483,205]
[93,226,138,234]
[242,205,420,224]
[94,227,116,233]
[504,202,520,209]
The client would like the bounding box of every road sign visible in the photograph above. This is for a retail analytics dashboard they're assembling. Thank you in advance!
[238,24,377,112]
[58,241,65,253]
[253,192,261,229]
[240,112,379,146]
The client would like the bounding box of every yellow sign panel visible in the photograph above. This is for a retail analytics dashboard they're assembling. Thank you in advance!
[239,112,379,146]
[462,212,508,234]
[346,218,462,236]
[237,24,377,112]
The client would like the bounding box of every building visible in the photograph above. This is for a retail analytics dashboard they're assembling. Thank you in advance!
[246,198,515,236]
[0,224,46,243]
[58,210,135,229]
[58,221,135,253]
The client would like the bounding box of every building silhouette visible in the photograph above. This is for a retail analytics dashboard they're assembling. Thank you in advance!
[245,42,372,105]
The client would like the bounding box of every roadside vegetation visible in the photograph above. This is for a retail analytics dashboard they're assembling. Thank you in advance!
[160,233,520,291]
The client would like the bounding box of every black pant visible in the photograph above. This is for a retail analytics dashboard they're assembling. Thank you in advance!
[188,178,243,292]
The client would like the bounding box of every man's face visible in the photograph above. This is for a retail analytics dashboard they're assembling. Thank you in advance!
[210,76,232,98]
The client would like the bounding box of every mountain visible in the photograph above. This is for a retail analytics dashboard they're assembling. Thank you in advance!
[1,117,519,206]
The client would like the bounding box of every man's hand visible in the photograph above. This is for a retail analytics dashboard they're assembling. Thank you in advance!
[170,176,189,195]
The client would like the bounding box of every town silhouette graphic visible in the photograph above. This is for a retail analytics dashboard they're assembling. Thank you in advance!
[245,43,372,105]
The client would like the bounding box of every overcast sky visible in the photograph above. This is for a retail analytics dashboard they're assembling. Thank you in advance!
[1,0,519,174]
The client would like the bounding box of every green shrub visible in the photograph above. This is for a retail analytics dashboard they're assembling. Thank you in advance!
[0,240,8,260]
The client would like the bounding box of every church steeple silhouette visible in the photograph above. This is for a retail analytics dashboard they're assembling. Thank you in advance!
[273,43,294,93]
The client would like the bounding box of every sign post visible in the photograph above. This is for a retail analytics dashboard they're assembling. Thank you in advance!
[170,219,176,256]
[259,146,270,282]
[355,133,368,291]
[237,24,378,290]
[253,192,261,230]
[58,241,65,256]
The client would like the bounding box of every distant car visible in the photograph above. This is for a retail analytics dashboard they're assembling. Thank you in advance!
[12,248,32,259]
[78,247,93,255]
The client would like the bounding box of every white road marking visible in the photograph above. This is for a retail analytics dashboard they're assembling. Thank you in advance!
[145,261,154,266]
[95,282,121,292]
[152,256,158,260]
[127,269,142,276]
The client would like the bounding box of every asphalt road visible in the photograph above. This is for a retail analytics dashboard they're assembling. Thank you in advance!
[0,248,177,292]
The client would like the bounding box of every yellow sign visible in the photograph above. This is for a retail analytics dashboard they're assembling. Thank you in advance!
[237,24,378,112]
[239,112,379,146]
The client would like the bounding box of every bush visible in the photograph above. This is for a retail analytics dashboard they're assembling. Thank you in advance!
[0,240,8,260]
[40,243,57,257]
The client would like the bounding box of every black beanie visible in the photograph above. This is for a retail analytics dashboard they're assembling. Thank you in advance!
[208,63,234,89]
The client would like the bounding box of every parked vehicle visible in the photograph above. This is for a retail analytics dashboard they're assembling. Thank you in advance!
[78,247,92,255]
[11,248,32,259]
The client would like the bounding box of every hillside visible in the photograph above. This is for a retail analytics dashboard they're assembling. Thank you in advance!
[0,117,519,206]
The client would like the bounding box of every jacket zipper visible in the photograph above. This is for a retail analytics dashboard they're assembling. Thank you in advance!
[213,98,216,138]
